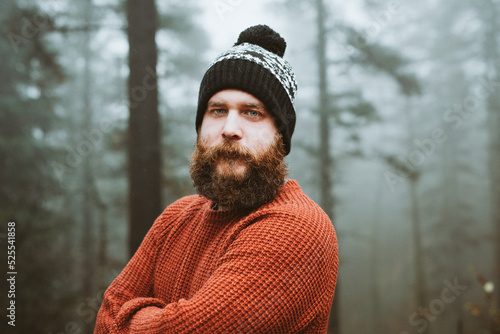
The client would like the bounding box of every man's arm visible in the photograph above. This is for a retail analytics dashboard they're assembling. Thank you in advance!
[94,207,166,333]
[95,209,338,333]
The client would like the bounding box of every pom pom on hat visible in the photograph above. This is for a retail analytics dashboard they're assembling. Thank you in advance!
[235,24,287,57]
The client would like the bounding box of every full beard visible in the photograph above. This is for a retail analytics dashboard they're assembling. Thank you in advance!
[189,135,289,213]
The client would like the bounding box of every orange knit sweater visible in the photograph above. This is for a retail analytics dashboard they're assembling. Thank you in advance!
[94,180,338,333]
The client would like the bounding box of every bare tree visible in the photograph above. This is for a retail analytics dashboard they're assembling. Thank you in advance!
[126,0,162,257]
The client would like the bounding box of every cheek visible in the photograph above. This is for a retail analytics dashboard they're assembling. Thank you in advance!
[251,124,278,147]
[199,132,216,147]
[199,122,221,143]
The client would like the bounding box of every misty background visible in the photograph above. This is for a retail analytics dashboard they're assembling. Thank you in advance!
[1,0,499,333]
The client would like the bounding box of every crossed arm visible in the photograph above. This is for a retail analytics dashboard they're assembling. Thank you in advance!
[94,212,338,333]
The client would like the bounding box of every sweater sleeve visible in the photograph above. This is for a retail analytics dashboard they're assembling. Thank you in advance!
[96,208,338,333]
[94,205,169,334]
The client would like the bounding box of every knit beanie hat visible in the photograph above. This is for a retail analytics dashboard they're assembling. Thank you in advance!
[196,24,298,155]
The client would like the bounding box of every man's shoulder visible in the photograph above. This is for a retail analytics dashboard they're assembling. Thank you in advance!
[245,179,337,255]
[150,194,205,229]
[257,179,334,232]
[160,194,207,217]
[271,180,328,217]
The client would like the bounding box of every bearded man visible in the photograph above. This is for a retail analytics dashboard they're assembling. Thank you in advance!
[95,24,338,334]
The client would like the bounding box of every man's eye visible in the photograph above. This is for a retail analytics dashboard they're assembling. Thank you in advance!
[246,110,260,117]
[212,109,226,115]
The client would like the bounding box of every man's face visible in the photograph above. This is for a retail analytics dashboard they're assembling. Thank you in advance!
[191,89,288,212]
[199,89,278,179]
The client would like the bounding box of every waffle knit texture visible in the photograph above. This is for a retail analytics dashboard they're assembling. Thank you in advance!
[94,180,338,334]
[196,25,298,155]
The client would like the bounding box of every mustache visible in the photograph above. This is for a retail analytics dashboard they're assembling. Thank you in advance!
[196,139,256,162]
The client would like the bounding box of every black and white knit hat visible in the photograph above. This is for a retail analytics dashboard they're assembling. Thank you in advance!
[196,24,298,155]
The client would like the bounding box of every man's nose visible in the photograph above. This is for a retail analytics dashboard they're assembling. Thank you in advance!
[221,111,242,140]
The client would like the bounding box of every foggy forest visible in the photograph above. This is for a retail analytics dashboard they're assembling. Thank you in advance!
[1,0,499,333]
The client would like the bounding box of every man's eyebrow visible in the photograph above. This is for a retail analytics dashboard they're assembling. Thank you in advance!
[207,100,267,109]
[241,102,266,109]
[207,101,226,107]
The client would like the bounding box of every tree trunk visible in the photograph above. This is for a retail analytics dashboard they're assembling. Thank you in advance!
[370,173,384,332]
[81,0,94,300]
[409,176,427,307]
[98,206,108,269]
[81,2,94,333]
[126,0,161,258]
[405,99,427,309]
[314,0,339,332]
[483,0,500,306]
[316,0,334,220]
